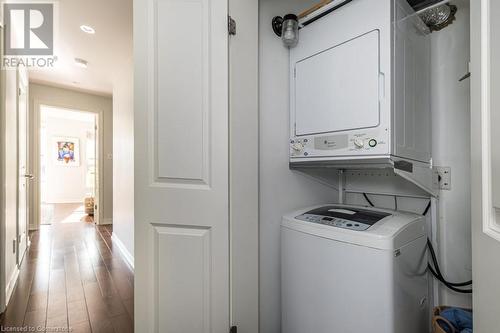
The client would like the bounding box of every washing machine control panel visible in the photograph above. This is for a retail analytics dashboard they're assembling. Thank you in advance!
[297,214,371,231]
[295,206,391,232]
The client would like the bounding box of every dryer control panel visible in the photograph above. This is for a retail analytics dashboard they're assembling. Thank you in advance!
[290,130,389,159]
[295,206,391,231]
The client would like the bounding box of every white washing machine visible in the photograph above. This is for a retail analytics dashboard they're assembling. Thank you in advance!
[281,204,428,333]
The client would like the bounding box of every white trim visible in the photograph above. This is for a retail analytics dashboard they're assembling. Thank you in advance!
[111,233,134,270]
[101,218,113,225]
[480,0,500,242]
[5,267,20,307]
[0,24,6,314]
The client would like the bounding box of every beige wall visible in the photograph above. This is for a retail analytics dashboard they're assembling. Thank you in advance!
[29,83,113,227]
[112,59,134,259]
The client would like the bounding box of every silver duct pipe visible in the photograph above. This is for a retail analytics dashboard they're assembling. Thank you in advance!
[418,2,457,32]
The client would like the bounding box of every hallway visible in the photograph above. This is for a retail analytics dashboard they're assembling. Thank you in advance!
[0,205,133,332]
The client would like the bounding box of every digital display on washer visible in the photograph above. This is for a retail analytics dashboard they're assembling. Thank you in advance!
[295,206,391,231]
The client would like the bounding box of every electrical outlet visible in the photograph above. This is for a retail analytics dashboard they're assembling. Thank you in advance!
[434,167,451,190]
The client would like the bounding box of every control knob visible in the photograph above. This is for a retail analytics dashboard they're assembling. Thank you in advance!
[291,142,304,152]
[354,139,364,149]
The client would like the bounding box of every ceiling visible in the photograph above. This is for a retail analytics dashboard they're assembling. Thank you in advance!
[41,105,96,123]
[29,0,133,96]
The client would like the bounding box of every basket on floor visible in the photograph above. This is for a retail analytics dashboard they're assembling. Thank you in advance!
[84,197,94,215]
[432,306,472,333]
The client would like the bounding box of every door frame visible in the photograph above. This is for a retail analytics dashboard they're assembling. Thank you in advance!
[16,67,29,266]
[471,0,500,329]
[0,23,6,315]
[31,100,104,228]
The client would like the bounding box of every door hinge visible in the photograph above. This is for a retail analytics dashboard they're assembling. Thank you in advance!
[229,326,237,333]
[228,16,236,36]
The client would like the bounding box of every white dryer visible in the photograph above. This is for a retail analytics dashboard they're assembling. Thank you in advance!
[281,204,428,333]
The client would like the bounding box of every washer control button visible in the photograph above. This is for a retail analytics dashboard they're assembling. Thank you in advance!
[368,139,377,147]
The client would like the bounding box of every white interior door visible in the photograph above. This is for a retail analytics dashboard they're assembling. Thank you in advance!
[134,0,230,332]
[17,67,29,265]
[471,0,500,330]
[93,115,100,225]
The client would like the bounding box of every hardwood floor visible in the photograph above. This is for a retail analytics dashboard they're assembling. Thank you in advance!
[1,204,134,332]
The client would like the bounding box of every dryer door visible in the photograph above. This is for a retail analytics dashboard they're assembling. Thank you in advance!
[293,30,381,136]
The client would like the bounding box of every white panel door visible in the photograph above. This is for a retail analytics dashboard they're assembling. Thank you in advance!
[17,67,29,265]
[471,0,500,330]
[134,0,230,332]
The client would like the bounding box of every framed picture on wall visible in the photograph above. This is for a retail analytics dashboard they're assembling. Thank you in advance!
[53,137,80,166]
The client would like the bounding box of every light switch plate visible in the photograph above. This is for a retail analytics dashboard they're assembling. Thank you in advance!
[434,167,451,190]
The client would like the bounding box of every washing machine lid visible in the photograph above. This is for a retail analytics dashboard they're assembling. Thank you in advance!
[296,205,391,231]
[282,204,426,250]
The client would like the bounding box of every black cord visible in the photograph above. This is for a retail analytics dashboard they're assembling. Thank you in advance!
[362,195,473,292]
[423,201,432,216]
[363,193,374,207]
[426,238,472,293]
[427,263,472,293]
[427,239,472,286]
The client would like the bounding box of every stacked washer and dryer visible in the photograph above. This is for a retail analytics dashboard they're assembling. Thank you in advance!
[281,0,433,332]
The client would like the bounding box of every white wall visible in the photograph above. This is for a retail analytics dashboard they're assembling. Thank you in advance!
[42,114,95,203]
[29,83,113,226]
[229,0,260,330]
[112,58,134,261]
[259,1,339,332]
[430,1,472,307]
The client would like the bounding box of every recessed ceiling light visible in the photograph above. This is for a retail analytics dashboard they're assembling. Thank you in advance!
[74,58,88,68]
[80,25,95,34]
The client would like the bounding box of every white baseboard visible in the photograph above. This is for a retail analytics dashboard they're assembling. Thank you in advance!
[5,267,20,306]
[111,233,134,271]
[101,218,113,225]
